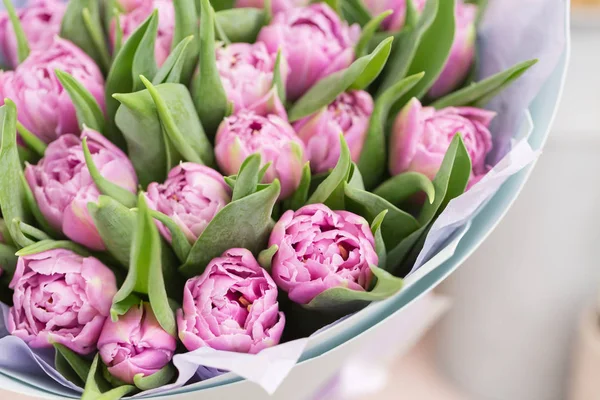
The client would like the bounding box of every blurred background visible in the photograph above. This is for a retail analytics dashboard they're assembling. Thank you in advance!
[362,3,600,400]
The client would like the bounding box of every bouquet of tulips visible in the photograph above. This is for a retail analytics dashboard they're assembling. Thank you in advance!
[0,0,536,397]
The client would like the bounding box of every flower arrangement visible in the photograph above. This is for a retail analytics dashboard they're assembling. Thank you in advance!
[0,0,538,397]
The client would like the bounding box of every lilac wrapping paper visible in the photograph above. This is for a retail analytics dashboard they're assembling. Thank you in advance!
[0,0,568,397]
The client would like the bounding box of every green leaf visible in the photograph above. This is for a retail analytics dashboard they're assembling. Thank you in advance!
[55,69,106,133]
[231,154,262,202]
[306,135,352,210]
[88,196,135,267]
[192,0,229,137]
[180,180,280,277]
[304,264,403,315]
[9,219,34,247]
[81,136,137,208]
[109,294,142,321]
[173,0,199,83]
[0,100,33,247]
[1,0,29,63]
[371,210,387,270]
[322,0,342,15]
[110,7,124,57]
[283,162,311,211]
[373,172,435,205]
[341,0,372,27]
[140,77,213,166]
[344,183,420,250]
[81,355,136,400]
[153,35,195,85]
[133,364,176,391]
[10,219,51,247]
[15,240,90,257]
[16,122,46,157]
[105,11,159,148]
[53,344,92,386]
[288,37,393,121]
[386,134,471,275]
[215,8,267,43]
[258,244,278,272]
[358,72,424,189]
[55,348,85,388]
[347,163,365,190]
[354,11,393,58]
[393,0,456,108]
[272,50,286,106]
[150,210,192,263]
[60,0,109,73]
[430,59,539,109]
[210,0,234,11]
[375,0,438,97]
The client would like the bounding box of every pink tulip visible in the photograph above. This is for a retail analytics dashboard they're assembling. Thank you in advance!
[8,249,117,354]
[115,0,174,66]
[362,0,426,32]
[293,90,373,173]
[235,0,309,14]
[269,204,377,304]
[428,1,477,98]
[98,303,177,384]
[0,0,66,68]
[215,109,305,199]
[24,127,138,251]
[257,3,360,100]
[389,98,494,186]
[216,42,287,114]
[177,248,285,354]
[146,163,231,244]
[0,37,105,143]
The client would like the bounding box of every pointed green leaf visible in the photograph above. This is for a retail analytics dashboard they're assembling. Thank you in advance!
[181,180,280,277]
[258,244,278,272]
[10,219,35,248]
[54,344,92,385]
[272,50,286,106]
[215,8,267,43]
[304,264,403,315]
[2,0,29,63]
[150,210,192,263]
[153,35,195,85]
[173,0,199,82]
[341,0,372,27]
[16,122,46,157]
[82,7,111,72]
[55,69,105,133]
[55,347,85,387]
[110,294,142,321]
[111,8,124,57]
[430,59,539,109]
[355,11,393,58]
[306,135,352,209]
[81,355,136,400]
[0,100,33,247]
[288,37,393,121]
[15,240,90,257]
[133,364,176,391]
[358,72,424,189]
[347,163,365,190]
[371,209,387,269]
[373,172,435,205]
[11,219,51,247]
[192,0,229,137]
[231,154,262,202]
[283,162,311,211]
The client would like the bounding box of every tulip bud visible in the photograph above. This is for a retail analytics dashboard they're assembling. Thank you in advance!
[215,111,305,199]
[428,1,477,98]
[235,0,310,14]
[389,98,494,186]
[98,303,177,384]
[257,3,360,100]
[8,249,117,354]
[362,0,427,32]
[24,127,138,251]
[269,204,378,304]
[293,90,373,173]
[146,163,231,244]
[114,0,175,66]
[177,248,285,354]
[0,38,105,143]
[0,0,66,68]
[216,42,287,114]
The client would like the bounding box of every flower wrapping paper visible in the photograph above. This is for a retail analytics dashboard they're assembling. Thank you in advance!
[0,0,568,398]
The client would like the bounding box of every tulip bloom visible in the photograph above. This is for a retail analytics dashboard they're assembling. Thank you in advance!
[146,163,231,244]
[428,1,477,98]
[216,42,286,114]
[389,98,494,186]
[362,0,426,32]
[258,3,360,100]
[25,128,138,251]
[215,111,305,199]
[0,38,105,143]
[293,90,373,173]
[8,249,117,354]
[115,0,174,66]
[269,204,378,304]
[98,303,177,384]
[177,248,285,354]
[0,0,66,68]
[235,0,309,14]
